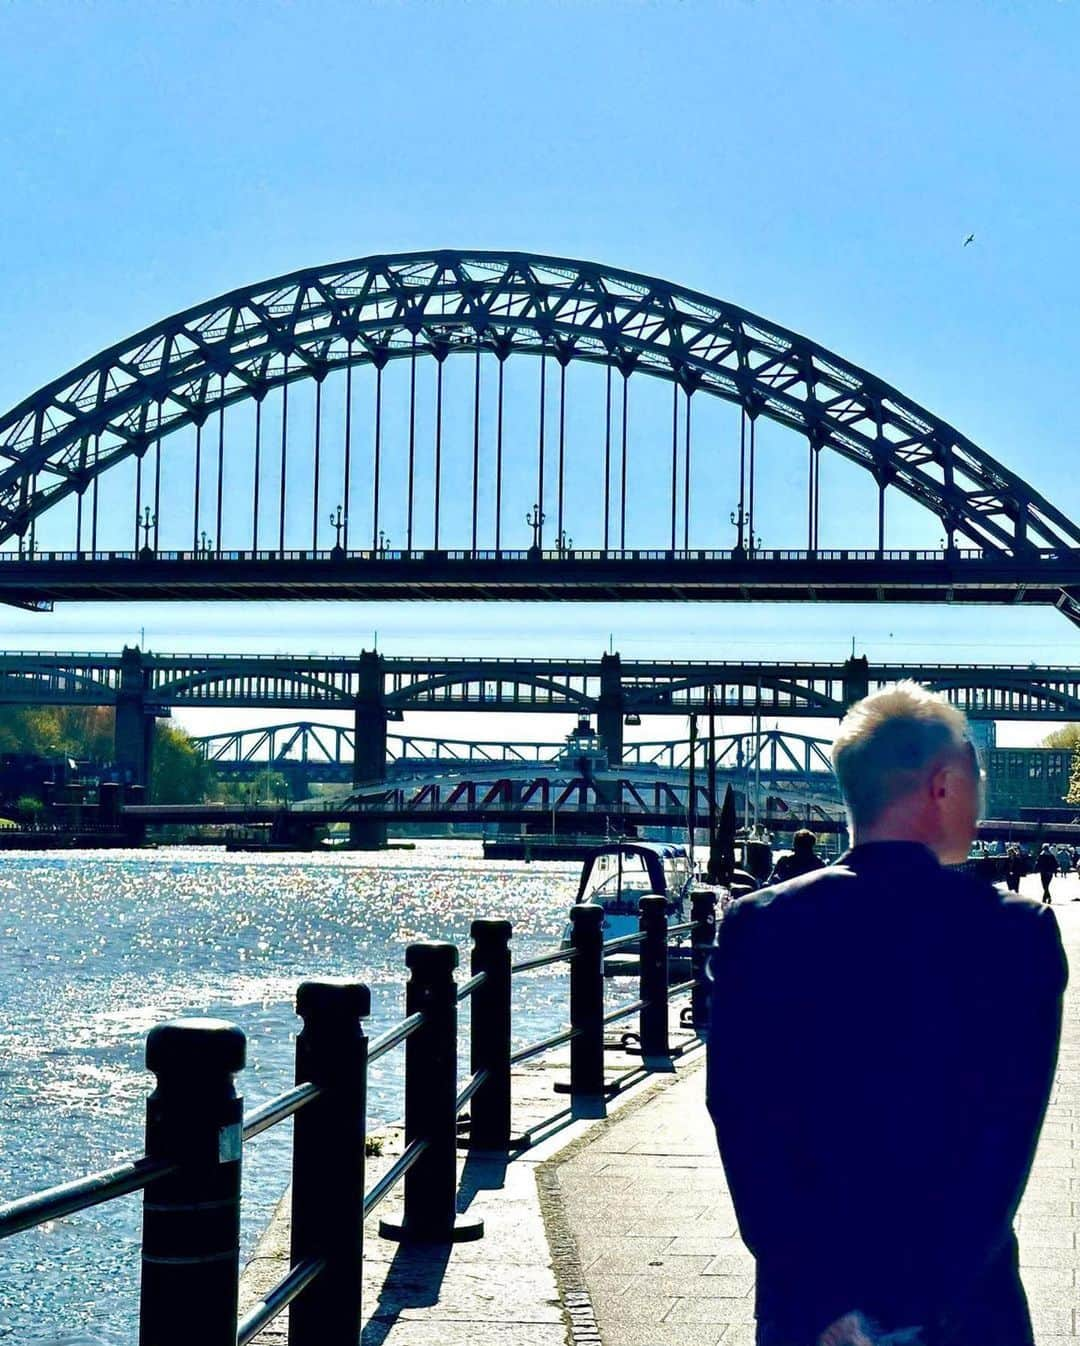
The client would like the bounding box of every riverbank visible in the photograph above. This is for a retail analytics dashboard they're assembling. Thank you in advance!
[240,869,1080,1346]
[237,1005,702,1344]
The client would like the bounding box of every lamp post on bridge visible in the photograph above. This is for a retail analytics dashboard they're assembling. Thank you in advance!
[139,506,156,559]
[526,504,545,560]
[556,529,573,557]
[729,508,760,559]
[329,505,345,558]
[198,531,213,556]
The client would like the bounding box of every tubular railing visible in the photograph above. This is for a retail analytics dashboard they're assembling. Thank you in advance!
[0,891,718,1345]
[0,543,1062,566]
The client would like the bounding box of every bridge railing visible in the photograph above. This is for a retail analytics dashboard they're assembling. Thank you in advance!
[0,891,718,1345]
[0,544,1056,565]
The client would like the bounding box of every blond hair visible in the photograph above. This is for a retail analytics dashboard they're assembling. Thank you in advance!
[831,681,973,827]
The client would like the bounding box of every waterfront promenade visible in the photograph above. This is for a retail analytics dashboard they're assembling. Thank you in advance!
[240,869,1080,1345]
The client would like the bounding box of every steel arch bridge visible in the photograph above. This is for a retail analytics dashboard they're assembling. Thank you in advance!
[1,250,1079,615]
[192,720,837,779]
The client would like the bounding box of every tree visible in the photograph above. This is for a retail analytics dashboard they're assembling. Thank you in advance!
[1043,724,1080,750]
[0,705,113,760]
[150,723,214,803]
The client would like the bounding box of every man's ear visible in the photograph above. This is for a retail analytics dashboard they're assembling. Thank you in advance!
[928,762,951,801]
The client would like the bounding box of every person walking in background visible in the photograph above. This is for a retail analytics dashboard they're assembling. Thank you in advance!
[1036,844,1058,904]
[1004,844,1024,894]
[768,828,826,884]
[707,682,1066,1346]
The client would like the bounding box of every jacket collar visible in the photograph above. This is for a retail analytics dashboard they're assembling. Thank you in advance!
[837,840,941,872]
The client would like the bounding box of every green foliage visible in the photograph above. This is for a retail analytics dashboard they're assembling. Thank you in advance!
[150,722,214,803]
[1067,746,1080,807]
[13,794,44,820]
[0,705,114,760]
[206,771,292,804]
[1042,723,1080,750]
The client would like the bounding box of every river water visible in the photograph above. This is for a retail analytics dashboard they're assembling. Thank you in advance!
[0,841,581,1344]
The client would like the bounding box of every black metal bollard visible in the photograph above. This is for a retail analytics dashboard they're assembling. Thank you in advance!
[379,942,483,1243]
[139,1019,246,1346]
[569,904,605,1117]
[639,895,670,1066]
[469,919,513,1152]
[289,978,371,1346]
[690,891,718,1032]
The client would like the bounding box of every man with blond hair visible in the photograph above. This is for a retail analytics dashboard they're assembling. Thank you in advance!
[707,682,1066,1346]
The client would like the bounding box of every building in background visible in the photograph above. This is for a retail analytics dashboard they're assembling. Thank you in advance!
[984,746,1072,819]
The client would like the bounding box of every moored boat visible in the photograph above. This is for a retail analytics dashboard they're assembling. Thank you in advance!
[565,839,727,975]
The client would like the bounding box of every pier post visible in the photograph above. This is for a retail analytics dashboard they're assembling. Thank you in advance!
[597,652,624,768]
[569,904,606,1117]
[139,1019,245,1346]
[351,650,387,849]
[115,645,155,788]
[639,895,670,1066]
[379,943,483,1243]
[289,978,370,1346]
[690,890,718,1032]
[468,919,513,1152]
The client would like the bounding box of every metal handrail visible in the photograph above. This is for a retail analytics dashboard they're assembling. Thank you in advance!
[509,1026,578,1066]
[242,1081,321,1142]
[456,971,487,1002]
[667,978,697,999]
[362,1138,430,1218]
[602,930,644,953]
[455,1068,490,1113]
[0,1156,175,1240]
[511,946,577,973]
[236,1255,326,1346]
[603,998,646,1027]
[368,1011,426,1064]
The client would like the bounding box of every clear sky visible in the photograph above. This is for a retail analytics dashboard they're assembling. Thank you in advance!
[1,0,1078,746]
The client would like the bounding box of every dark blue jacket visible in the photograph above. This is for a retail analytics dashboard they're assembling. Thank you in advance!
[706,841,1066,1345]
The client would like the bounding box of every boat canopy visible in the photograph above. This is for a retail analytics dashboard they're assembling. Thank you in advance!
[576,841,693,908]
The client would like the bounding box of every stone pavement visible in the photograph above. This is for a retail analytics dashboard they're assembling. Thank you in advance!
[240,869,1080,1345]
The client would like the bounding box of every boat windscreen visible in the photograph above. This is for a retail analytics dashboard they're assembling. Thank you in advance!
[581,850,654,903]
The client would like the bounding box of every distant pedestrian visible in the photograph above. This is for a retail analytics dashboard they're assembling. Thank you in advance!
[708,681,1066,1346]
[1004,845,1024,894]
[1055,844,1071,876]
[1036,845,1058,904]
[768,828,826,884]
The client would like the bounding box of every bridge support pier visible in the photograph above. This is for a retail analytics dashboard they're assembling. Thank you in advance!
[598,652,624,768]
[842,655,870,711]
[115,646,155,789]
[351,651,388,850]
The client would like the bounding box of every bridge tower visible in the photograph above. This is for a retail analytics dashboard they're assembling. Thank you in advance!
[351,651,388,849]
[597,653,624,768]
[114,646,155,789]
[841,655,870,710]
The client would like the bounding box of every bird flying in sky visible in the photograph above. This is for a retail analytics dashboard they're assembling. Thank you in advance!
[963,233,975,247]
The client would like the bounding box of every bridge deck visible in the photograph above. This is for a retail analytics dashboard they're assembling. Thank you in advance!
[1,550,1079,605]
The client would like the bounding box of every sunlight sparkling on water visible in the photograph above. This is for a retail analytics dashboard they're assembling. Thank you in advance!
[0,840,579,1344]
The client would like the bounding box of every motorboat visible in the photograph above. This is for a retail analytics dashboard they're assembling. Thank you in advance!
[563,839,728,977]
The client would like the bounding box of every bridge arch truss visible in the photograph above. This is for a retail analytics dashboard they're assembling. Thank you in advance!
[0,252,1078,614]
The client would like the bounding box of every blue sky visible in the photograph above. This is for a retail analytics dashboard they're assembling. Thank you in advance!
[0,0,1078,744]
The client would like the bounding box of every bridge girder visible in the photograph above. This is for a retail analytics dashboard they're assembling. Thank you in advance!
[0,652,1078,721]
[0,249,1076,569]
